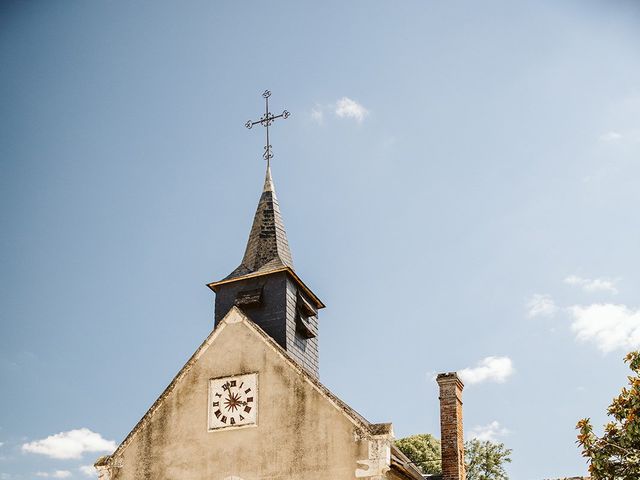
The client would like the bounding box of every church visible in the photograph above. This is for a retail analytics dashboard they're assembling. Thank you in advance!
[94,94,467,480]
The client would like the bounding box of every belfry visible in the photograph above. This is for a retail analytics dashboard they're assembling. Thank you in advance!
[207,163,324,376]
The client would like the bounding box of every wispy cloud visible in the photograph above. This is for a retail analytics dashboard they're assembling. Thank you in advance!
[35,472,71,478]
[468,421,510,442]
[564,275,618,294]
[334,97,368,122]
[599,131,623,142]
[22,428,116,460]
[569,303,640,353]
[526,294,557,318]
[310,105,324,125]
[597,127,640,146]
[459,356,514,385]
[310,97,369,124]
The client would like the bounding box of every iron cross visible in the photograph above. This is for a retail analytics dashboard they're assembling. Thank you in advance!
[245,90,290,165]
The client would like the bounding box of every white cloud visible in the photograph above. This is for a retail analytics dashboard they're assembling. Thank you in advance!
[526,294,558,318]
[35,471,71,478]
[0,442,3,447]
[311,97,370,125]
[334,97,368,123]
[459,356,514,385]
[468,421,510,442]
[79,465,97,477]
[569,303,640,353]
[310,105,324,125]
[599,131,623,142]
[22,428,116,460]
[564,275,618,294]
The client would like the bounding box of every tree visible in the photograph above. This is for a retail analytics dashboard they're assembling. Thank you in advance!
[576,350,640,480]
[394,434,511,479]
[465,439,512,480]
[394,433,442,474]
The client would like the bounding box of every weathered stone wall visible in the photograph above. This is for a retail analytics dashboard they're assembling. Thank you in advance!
[105,309,384,480]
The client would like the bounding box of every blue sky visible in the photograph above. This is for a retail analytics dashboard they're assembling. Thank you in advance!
[2,1,640,478]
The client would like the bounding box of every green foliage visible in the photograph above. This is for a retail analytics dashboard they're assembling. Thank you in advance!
[394,434,512,478]
[394,434,442,474]
[577,350,640,480]
[464,439,512,480]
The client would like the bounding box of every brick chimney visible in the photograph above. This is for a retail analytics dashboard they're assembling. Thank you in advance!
[436,372,465,480]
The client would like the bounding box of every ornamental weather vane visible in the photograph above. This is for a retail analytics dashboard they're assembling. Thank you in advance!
[245,90,290,166]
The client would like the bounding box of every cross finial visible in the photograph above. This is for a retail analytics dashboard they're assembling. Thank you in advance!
[245,90,290,167]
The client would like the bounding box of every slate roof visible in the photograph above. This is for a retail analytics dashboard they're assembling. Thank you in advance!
[208,165,325,308]
[224,164,294,280]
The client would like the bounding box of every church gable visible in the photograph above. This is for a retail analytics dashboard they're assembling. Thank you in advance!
[98,307,394,480]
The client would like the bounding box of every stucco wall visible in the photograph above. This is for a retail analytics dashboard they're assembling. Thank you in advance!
[106,309,380,480]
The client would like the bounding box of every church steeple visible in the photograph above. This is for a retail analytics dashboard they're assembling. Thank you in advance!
[209,91,324,376]
[224,164,294,281]
[208,143,324,377]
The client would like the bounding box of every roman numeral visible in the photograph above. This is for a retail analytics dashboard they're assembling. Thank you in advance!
[215,393,221,398]
[244,406,252,413]
[221,415,227,424]
[246,397,253,403]
[230,417,236,425]
[245,388,251,394]
[214,410,221,418]
[212,402,219,407]
[239,415,245,421]
[230,380,236,387]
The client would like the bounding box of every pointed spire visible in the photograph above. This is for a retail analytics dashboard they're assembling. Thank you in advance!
[224,165,294,280]
[263,162,275,193]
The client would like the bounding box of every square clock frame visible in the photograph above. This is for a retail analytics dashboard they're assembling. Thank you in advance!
[208,373,258,431]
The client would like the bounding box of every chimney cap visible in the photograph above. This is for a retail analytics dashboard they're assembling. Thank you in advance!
[436,372,464,388]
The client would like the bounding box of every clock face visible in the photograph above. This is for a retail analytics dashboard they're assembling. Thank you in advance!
[208,373,257,430]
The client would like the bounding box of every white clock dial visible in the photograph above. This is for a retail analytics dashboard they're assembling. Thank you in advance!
[208,373,257,430]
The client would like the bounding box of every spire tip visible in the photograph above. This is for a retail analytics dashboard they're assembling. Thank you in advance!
[263,163,274,193]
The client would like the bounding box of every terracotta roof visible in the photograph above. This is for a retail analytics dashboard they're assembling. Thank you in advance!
[224,165,293,281]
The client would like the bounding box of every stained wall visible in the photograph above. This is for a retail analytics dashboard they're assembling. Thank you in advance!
[104,308,385,480]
